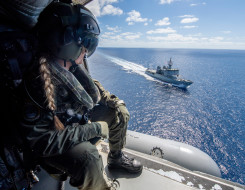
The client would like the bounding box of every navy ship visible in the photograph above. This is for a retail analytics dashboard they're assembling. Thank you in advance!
[145,58,193,88]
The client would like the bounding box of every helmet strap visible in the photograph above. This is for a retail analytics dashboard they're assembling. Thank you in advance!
[69,59,78,73]
[63,59,67,67]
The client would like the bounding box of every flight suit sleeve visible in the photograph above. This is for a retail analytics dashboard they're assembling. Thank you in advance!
[93,79,120,107]
[20,103,103,157]
[93,79,130,122]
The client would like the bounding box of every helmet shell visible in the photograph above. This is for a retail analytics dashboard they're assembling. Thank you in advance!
[36,2,100,59]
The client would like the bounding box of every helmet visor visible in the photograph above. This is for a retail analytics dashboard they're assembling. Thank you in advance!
[78,33,99,57]
[76,14,100,57]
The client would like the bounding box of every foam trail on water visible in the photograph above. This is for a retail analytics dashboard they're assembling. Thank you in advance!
[102,54,157,81]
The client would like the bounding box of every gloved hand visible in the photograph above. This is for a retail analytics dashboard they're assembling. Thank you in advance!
[97,121,109,139]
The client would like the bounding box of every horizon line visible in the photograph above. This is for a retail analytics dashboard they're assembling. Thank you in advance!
[97,46,245,51]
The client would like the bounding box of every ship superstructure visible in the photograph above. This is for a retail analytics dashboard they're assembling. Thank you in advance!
[145,58,193,88]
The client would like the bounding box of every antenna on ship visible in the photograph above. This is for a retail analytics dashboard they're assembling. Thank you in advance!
[168,57,173,69]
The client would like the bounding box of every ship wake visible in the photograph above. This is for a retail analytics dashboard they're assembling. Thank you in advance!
[102,54,157,81]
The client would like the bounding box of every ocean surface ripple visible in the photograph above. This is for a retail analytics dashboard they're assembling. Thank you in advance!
[89,48,245,185]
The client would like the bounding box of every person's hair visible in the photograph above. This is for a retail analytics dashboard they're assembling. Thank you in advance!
[39,56,64,130]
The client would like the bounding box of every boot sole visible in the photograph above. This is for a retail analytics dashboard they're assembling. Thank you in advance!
[107,164,143,174]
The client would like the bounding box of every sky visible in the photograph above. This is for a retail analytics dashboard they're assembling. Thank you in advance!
[85,0,245,50]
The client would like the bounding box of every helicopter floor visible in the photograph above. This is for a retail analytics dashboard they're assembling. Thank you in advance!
[32,141,244,190]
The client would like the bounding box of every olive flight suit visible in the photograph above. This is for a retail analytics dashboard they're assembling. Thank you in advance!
[20,68,129,189]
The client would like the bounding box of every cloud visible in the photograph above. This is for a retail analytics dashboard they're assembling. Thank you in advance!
[180,15,199,24]
[100,0,118,6]
[147,27,176,34]
[121,32,134,36]
[181,17,199,23]
[101,4,123,15]
[126,10,148,25]
[101,32,141,41]
[100,32,242,50]
[190,3,206,6]
[101,33,122,40]
[190,33,202,37]
[222,30,231,34]
[103,32,115,35]
[86,0,123,17]
[147,34,202,43]
[147,34,198,42]
[121,32,141,40]
[183,25,198,29]
[179,15,194,18]
[198,37,224,43]
[208,37,224,42]
[146,34,225,44]
[125,35,140,40]
[159,0,176,4]
[106,25,121,32]
[155,17,171,26]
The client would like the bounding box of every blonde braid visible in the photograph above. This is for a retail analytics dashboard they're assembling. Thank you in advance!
[39,56,64,130]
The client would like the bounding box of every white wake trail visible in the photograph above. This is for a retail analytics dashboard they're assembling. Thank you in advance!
[102,54,157,81]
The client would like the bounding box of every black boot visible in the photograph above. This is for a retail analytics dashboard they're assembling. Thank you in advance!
[107,150,143,174]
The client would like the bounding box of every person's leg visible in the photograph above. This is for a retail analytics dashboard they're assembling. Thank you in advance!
[91,104,143,173]
[91,104,125,151]
[41,142,109,190]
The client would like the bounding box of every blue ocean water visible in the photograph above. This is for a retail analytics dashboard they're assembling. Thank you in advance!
[88,48,245,185]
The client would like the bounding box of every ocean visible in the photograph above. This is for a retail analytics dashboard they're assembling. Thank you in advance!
[88,48,245,185]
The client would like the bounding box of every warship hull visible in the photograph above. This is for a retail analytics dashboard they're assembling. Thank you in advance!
[145,69,193,88]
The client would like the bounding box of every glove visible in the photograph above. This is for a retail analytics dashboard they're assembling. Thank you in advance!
[97,121,109,139]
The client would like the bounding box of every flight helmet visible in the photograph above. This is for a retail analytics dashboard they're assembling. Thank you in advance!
[36,2,100,60]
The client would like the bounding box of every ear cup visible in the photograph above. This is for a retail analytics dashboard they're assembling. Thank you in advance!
[63,26,74,45]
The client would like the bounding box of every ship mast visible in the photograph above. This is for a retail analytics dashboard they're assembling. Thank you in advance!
[168,58,173,69]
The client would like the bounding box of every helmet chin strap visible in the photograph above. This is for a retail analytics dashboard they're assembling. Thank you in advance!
[63,59,67,67]
[68,53,89,73]
[69,59,78,73]
[83,54,89,72]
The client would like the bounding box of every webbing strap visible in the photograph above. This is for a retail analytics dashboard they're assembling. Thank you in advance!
[7,57,23,87]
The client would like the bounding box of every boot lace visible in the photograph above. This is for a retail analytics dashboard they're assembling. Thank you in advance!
[120,152,134,166]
